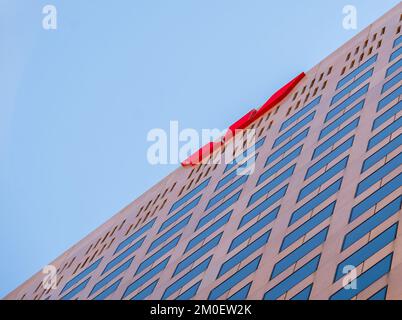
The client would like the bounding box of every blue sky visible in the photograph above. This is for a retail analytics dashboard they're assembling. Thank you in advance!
[0,0,399,297]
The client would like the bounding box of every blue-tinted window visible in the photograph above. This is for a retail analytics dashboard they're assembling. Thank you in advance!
[175,233,222,276]
[362,134,401,173]
[319,100,364,140]
[260,146,302,183]
[325,85,369,122]
[216,155,258,191]
[122,257,170,299]
[290,284,313,300]
[305,136,354,179]
[377,85,402,111]
[148,215,192,253]
[394,35,402,48]
[386,59,402,78]
[330,254,393,300]
[176,281,202,300]
[231,207,279,252]
[266,128,309,165]
[228,282,252,300]
[382,72,402,94]
[313,118,359,159]
[249,165,296,207]
[280,96,321,132]
[61,278,91,300]
[373,101,402,130]
[335,224,398,281]
[356,153,401,196]
[271,227,328,279]
[299,157,348,202]
[115,218,156,254]
[219,232,270,278]
[281,202,335,251]
[186,211,232,252]
[90,257,134,296]
[331,69,373,106]
[197,191,241,230]
[207,175,248,210]
[160,196,201,232]
[104,237,145,274]
[131,280,158,300]
[93,279,122,300]
[367,117,402,150]
[273,112,315,148]
[264,255,321,300]
[169,178,211,214]
[290,179,343,225]
[136,236,181,275]
[162,256,212,299]
[337,54,378,89]
[350,173,402,222]
[61,258,103,294]
[389,46,402,62]
[368,286,388,300]
[342,197,401,250]
[209,255,261,300]
[224,138,266,173]
[241,185,288,228]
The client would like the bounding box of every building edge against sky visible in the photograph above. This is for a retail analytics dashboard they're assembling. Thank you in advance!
[5,3,402,300]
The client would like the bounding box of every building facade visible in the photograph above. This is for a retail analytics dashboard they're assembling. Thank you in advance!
[5,3,402,300]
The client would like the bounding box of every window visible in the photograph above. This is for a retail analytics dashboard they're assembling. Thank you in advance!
[266,128,309,165]
[176,281,202,300]
[281,202,335,251]
[249,165,296,207]
[90,257,134,297]
[207,175,248,210]
[377,86,402,111]
[393,35,402,48]
[162,256,212,299]
[136,236,181,275]
[299,157,348,201]
[343,197,401,250]
[186,211,232,253]
[61,278,91,300]
[330,254,393,300]
[131,279,158,300]
[331,69,373,106]
[115,218,156,254]
[367,117,402,150]
[319,100,364,140]
[325,85,369,122]
[382,72,402,94]
[218,232,270,278]
[335,224,398,281]
[159,196,201,232]
[280,96,321,132]
[362,134,401,173]
[373,101,402,130]
[228,283,252,300]
[93,279,122,300]
[231,207,279,252]
[350,173,402,222]
[169,178,211,214]
[174,233,222,276]
[264,255,321,300]
[356,153,401,196]
[123,257,170,299]
[61,258,103,294]
[241,185,288,228]
[313,118,359,160]
[273,112,315,148]
[290,178,343,226]
[389,46,402,62]
[209,255,261,300]
[386,59,402,78]
[271,227,329,279]
[336,54,377,89]
[148,215,192,253]
[290,284,313,300]
[368,286,388,300]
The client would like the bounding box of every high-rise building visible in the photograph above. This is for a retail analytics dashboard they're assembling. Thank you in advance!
[5,3,402,300]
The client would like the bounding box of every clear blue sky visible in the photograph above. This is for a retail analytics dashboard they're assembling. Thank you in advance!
[0,0,399,297]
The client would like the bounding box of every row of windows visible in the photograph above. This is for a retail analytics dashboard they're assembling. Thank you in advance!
[386,58,402,78]
[377,85,402,112]
[207,175,249,210]
[367,116,401,151]
[381,71,402,94]
[372,101,401,131]
[280,96,321,132]
[115,218,155,253]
